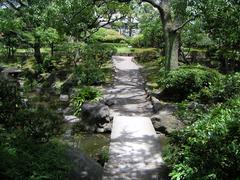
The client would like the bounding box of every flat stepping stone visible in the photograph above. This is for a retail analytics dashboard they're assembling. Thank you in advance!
[103,116,164,180]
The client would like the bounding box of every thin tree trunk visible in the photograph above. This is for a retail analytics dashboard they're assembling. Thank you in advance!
[11,47,15,57]
[7,47,11,58]
[33,42,42,64]
[51,42,54,56]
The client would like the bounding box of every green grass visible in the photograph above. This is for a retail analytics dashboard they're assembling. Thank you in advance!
[116,46,132,54]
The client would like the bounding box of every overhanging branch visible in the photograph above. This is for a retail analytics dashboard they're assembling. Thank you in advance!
[173,14,200,32]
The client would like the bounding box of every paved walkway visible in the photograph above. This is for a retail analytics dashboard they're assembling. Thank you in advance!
[103,56,165,180]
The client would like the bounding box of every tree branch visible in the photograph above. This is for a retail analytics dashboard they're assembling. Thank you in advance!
[6,0,19,11]
[173,14,199,32]
[83,15,125,41]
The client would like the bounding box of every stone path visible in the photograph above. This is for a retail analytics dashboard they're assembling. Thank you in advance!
[103,56,165,180]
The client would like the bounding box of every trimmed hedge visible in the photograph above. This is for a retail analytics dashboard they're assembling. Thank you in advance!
[92,28,126,43]
[158,65,222,101]
[134,48,160,62]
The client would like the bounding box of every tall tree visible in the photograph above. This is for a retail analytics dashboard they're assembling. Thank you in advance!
[0,0,55,64]
[119,0,198,70]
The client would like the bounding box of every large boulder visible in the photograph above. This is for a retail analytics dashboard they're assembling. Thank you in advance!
[151,111,183,135]
[80,102,113,133]
[151,97,177,113]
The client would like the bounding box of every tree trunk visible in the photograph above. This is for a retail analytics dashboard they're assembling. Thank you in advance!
[33,42,42,64]
[7,47,11,58]
[158,1,179,71]
[51,42,54,56]
[164,29,179,70]
[128,16,133,37]
[11,47,15,57]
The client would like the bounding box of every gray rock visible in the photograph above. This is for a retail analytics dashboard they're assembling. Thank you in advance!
[151,111,183,135]
[66,148,103,180]
[151,96,162,113]
[35,87,43,94]
[104,98,116,106]
[60,94,69,102]
[96,122,112,133]
[57,108,63,113]
[63,107,72,115]
[81,102,113,133]
[64,115,81,123]
[188,102,198,109]
[1,67,22,75]
[151,97,178,113]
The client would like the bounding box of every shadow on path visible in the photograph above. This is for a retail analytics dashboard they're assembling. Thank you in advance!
[104,56,152,117]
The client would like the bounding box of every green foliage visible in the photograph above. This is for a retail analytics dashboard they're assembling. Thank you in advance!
[0,75,21,126]
[92,28,126,43]
[129,34,145,48]
[15,105,63,143]
[0,135,71,180]
[0,76,70,179]
[70,87,102,116]
[43,55,60,72]
[81,43,117,66]
[192,72,240,104]
[182,20,213,48]
[134,48,160,62]
[129,34,144,48]
[159,65,222,101]
[137,3,164,48]
[74,59,105,86]
[23,57,43,81]
[73,43,116,86]
[165,98,240,180]
[198,0,240,50]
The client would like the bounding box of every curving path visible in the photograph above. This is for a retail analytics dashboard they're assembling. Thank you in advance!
[103,56,165,180]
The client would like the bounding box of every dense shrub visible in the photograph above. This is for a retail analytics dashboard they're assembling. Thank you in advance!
[159,66,222,101]
[165,98,240,180]
[70,87,102,116]
[92,28,126,43]
[0,77,70,179]
[191,72,240,104]
[73,43,116,86]
[43,55,60,72]
[134,48,160,62]
[129,34,145,48]
[15,105,63,143]
[0,134,71,179]
[82,43,117,66]
[74,59,105,85]
[0,75,22,126]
